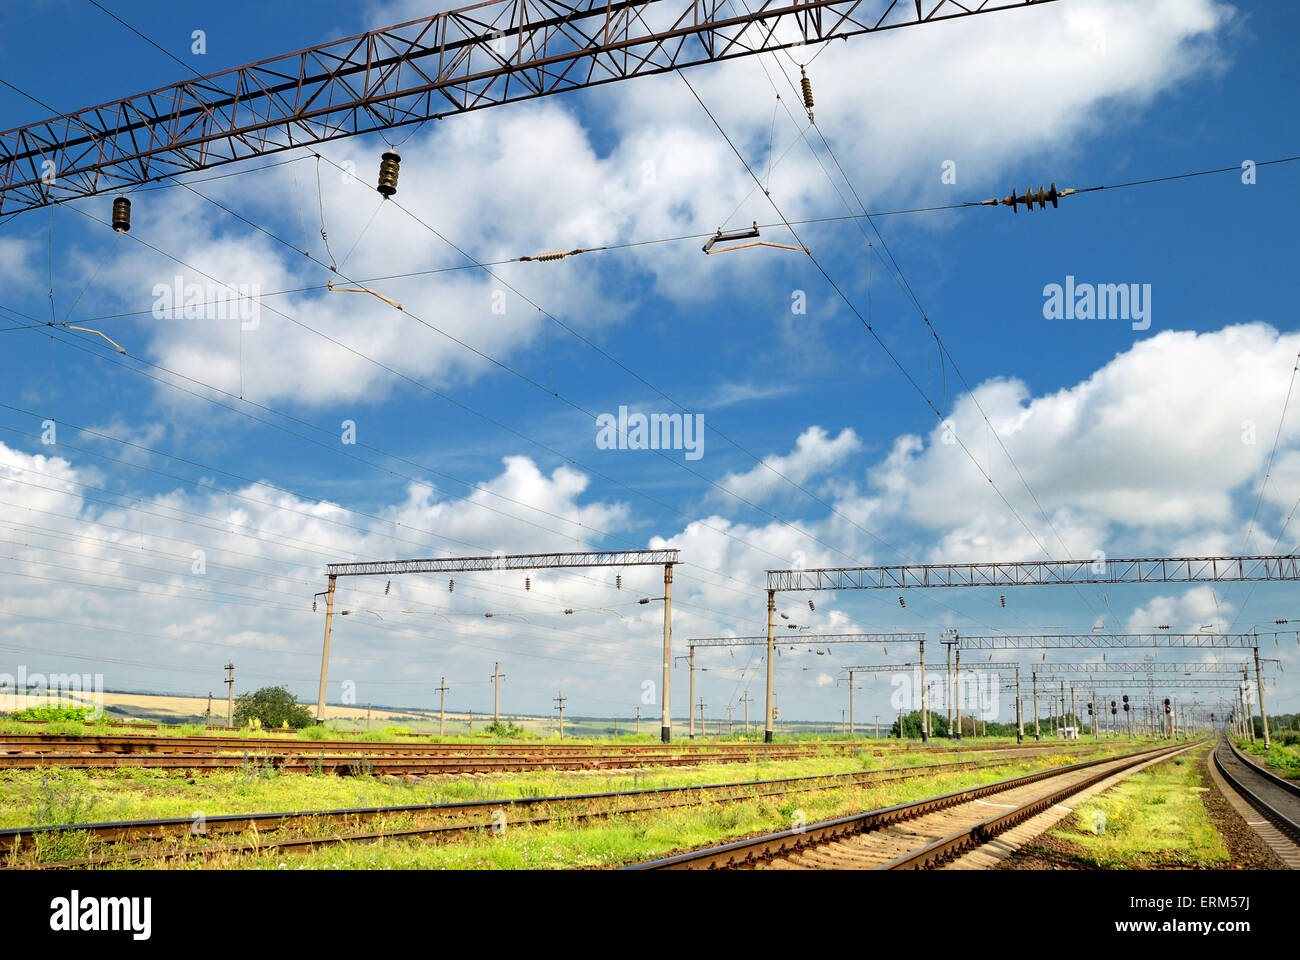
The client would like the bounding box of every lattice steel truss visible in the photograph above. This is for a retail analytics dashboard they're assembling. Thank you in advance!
[1025,661,1257,674]
[1,0,1058,214]
[952,632,1289,649]
[685,632,924,648]
[327,549,676,577]
[766,555,1300,591]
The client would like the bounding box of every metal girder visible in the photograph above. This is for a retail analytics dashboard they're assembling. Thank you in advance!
[0,0,1059,214]
[953,633,1288,650]
[1071,680,1271,691]
[686,632,923,648]
[1025,661,1255,674]
[326,548,677,577]
[766,555,1300,591]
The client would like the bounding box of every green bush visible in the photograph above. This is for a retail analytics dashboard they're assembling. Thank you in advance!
[231,686,313,730]
[6,705,97,722]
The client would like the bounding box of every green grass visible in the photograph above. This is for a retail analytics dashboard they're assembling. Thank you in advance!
[1233,737,1300,780]
[1045,745,1228,869]
[2,742,1149,869]
[230,747,1131,870]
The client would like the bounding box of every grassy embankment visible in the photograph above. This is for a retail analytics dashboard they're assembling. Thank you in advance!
[1037,743,1228,869]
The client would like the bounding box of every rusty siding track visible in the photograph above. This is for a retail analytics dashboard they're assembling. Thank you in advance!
[0,734,1093,776]
[625,743,1193,870]
[0,747,1098,869]
[1213,737,1300,843]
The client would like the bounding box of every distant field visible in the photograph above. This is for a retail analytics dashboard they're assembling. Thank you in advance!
[14,688,907,739]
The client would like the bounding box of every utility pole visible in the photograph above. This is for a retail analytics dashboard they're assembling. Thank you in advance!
[661,562,673,743]
[1014,665,1023,742]
[1059,680,1066,734]
[468,709,474,733]
[635,706,641,735]
[954,647,962,740]
[205,691,213,726]
[1254,646,1271,750]
[366,703,372,731]
[436,677,449,737]
[945,641,952,739]
[728,706,734,737]
[740,692,753,735]
[1070,685,1077,736]
[847,670,856,737]
[224,662,235,727]
[765,589,776,743]
[688,644,696,738]
[554,692,566,739]
[1241,671,1255,743]
[316,574,336,720]
[1031,670,1040,741]
[698,697,706,738]
[874,714,879,738]
[491,662,506,724]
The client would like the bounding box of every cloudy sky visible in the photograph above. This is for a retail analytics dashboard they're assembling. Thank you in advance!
[0,0,1297,726]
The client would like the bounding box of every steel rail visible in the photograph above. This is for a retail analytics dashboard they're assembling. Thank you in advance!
[625,743,1183,869]
[879,741,1199,868]
[1213,737,1300,842]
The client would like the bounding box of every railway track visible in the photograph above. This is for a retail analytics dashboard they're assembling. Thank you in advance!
[2,744,1117,869]
[626,741,1197,870]
[0,733,1095,776]
[1212,737,1300,868]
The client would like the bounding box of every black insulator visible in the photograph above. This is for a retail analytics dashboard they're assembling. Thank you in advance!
[377,151,401,197]
[616,574,622,590]
[525,576,531,591]
[898,596,906,608]
[1000,594,1006,607]
[808,600,815,611]
[449,578,455,593]
[111,196,132,233]
[385,579,391,595]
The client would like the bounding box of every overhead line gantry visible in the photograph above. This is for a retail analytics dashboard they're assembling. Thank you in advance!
[0,0,1059,214]
[318,549,678,739]
[764,554,1300,746]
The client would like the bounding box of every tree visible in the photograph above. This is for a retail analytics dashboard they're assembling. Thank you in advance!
[232,686,313,729]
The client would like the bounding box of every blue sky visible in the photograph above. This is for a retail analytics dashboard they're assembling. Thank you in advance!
[0,0,1297,728]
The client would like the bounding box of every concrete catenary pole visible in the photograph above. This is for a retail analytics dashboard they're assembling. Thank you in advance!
[1241,671,1255,743]
[1015,664,1024,743]
[1031,670,1040,741]
[918,638,928,741]
[765,590,776,743]
[688,644,696,739]
[491,662,505,724]
[315,574,337,721]
[945,642,953,738]
[554,692,566,739]
[224,662,235,727]
[436,677,448,736]
[1254,646,1271,750]
[954,647,962,740]
[661,563,673,743]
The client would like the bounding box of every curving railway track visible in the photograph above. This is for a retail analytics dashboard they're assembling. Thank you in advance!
[626,741,1198,870]
[1211,737,1300,868]
[1,744,1119,869]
